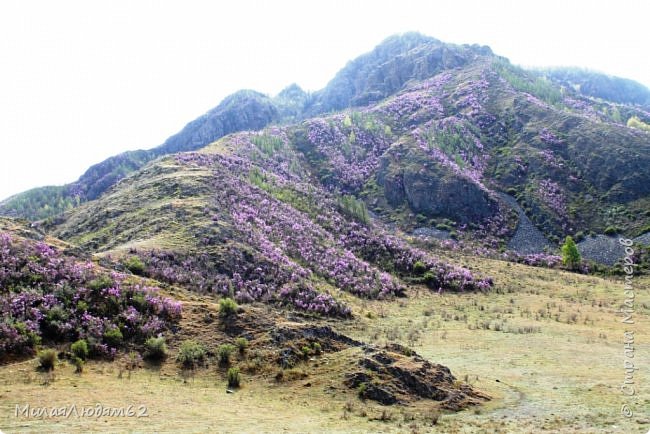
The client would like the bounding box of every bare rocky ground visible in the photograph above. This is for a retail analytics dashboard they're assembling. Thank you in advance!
[498,194,553,255]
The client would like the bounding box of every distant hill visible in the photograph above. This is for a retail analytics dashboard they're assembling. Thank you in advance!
[537,67,650,107]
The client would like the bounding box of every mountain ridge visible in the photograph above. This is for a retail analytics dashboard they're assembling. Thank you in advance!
[2,32,650,249]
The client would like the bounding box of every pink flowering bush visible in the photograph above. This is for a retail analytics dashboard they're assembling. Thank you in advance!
[302,113,393,192]
[0,233,181,359]
[539,128,564,146]
[166,149,495,315]
[412,117,490,191]
[341,225,493,292]
[537,178,567,217]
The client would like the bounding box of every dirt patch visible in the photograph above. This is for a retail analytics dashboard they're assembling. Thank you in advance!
[344,345,490,410]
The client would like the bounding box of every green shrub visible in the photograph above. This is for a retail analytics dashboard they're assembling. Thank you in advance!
[217,344,236,366]
[604,226,618,235]
[219,298,238,318]
[301,345,312,359]
[311,342,322,355]
[412,260,427,275]
[337,194,370,224]
[423,271,437,285]
[627,116,650,132]
[71,339,89,360]
[235,338,248,355]
[358,382,367,399]
[177,340,206,369]
[227,367,241,388]
[123,256,145,275]
[13,321,41,349]
[144,337,168,361]
[87,275,114,291]
[561,236,581,270]
[71,356,84,374]
[37,349,57,371]
[103,327,123,347]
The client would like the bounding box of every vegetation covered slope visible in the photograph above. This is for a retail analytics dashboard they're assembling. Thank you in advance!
[0,90,284,219]
[538,67,650,107]
[3,32,650,238]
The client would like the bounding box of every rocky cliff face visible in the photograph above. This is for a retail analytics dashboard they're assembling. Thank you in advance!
[304,33,492,115]
[377,150,498,223]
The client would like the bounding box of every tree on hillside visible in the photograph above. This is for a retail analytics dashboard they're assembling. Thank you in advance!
[561,236,581,270]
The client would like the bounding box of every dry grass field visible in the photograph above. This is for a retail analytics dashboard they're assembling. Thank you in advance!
[1,255,648,433]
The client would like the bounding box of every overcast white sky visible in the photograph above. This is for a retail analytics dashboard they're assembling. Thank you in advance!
[0,0,648,201]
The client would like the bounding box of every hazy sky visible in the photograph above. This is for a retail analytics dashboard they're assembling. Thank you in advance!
[1,0,648,201]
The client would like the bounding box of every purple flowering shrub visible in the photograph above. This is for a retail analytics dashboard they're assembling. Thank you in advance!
[302,113,393,192]
[134,248,351,318]
[412,117,490,191]
[377,90,444,125]
[164,150,496,315]
[0,232,181,359]
[504,252,562,268]
[341,225,493,292]
[537,179,568,218]
[539,128,564,147]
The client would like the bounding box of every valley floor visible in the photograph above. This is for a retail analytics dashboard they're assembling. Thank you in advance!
[1,256,648,433]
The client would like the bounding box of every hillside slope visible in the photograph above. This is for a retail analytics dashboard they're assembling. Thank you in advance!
[3,32,650,239]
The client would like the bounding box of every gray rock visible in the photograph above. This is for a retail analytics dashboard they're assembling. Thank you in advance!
[577,235,626,266]
[412,227,451,240]
[499,193,553,254]
[402,165,497,223]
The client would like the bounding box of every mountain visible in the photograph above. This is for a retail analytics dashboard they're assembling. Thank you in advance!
[0,90,282,219]
[303,33,492,115]
[2,33,650,430]
[39,32,650,267]
[4,32,650,236]
[538,67,650,107]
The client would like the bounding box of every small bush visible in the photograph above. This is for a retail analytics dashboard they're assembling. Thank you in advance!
[103,327,123,347]
[217,344,236,366]
[422,271,438,286]
[144,337,168,361]
[70,339,89,360]
[604,226,618,235]
[412,260,427,275]
[428,409,441,425]
[219,298,238,318]
[177,340,206,369]
[561,236,581,270]
[37,349,57,371]
[358,382,367,399]
[227,367,241,388]
[311,342,322,355]
[235,337,248,354]
[87,275,114,291]
[123,351,142,371]
[301,345,312,359]
[123,256,146,275]
[71,356,84,374]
